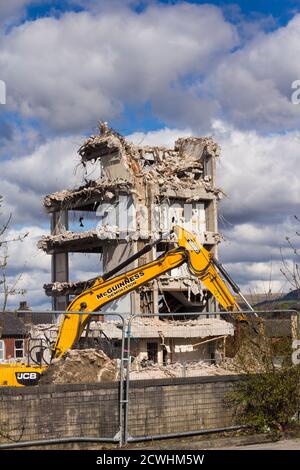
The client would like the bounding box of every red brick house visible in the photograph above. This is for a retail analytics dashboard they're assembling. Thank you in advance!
[0,312,28,362]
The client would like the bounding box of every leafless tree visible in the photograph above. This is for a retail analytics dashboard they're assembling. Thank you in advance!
[0,195,29,311]
[280,215,300,297]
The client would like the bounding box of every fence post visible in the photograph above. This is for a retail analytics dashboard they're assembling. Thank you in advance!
[123,318,132,445]
[118,317,126,447]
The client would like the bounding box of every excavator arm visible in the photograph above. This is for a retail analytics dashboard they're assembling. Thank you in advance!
[52,246,187,357]
[0,225,250,386]
[52,226,244,359]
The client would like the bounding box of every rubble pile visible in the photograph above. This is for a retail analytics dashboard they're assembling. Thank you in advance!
[78,124,125,161]
[77,125,223,198]
[130,360,237,380]
[224,336,273,374]
[39,349,237,384]
[133,138,220,196]
[39,349,118,384]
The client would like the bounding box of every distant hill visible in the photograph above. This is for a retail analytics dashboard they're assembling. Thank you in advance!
[281,289,300,301]
[236,292,284,310]
[237,290,300,311]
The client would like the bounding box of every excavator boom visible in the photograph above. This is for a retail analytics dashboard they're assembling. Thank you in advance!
[175,226,241,312]
[52,247,187,357]
[52,226,241,359]
[1,225,247,386]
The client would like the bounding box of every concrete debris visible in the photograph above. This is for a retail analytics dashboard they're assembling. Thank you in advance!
[88,318,233,339]
[30,323,58,338]
[76,124,223,198]
[44,280,94,296]
[132,318,233,338]
[38,230,104,253]
[44,178,132,212]
[39,348,237,384]
[78,123,125,161]
[38,226,148,255]
[38,224,136,252]
[175,136,220,159]
[29,318,233,340]
[39,349,118,384]
[224,332,277,374]
[130,360,237,380]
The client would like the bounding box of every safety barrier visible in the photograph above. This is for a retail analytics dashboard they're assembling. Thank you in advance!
[0,309,299,447]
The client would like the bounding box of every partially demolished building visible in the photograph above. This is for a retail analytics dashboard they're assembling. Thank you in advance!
[38,123,223,314]
[29,317,235,379]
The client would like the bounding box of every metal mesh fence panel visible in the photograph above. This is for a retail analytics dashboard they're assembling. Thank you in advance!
[125,310,300,441]
[0,309,299,446]
[0,310,125,445]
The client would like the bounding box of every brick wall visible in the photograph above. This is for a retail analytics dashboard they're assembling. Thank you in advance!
[3,338,15,359]
[128,375,240,438]
[0,383,120,443]
[3,338,28,360]
[0,375,241,444]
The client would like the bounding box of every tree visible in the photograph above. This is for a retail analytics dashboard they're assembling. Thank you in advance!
[226,319,300,435]
[0,195,28,311]
[280,215,300,296]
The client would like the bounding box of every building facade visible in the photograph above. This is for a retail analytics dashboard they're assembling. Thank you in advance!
[0,312,28,362]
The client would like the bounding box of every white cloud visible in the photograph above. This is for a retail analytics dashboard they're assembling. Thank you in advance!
[0,3,300,134]
[206,15,300,132]
[3,226,48,271]
[0,225,51,309]
[214,121,300,225]
[3,270,51,310]
[0,133,89,224]
[2,135,81,193]
[224,261,287,295]
[0,119,41,160]
[0,226,103,310]
[0,131,104,308]
[0,4,236,131]
[128,126,192,147]
[1,4,300,133]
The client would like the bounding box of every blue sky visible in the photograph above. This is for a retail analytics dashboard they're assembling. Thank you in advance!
[23,1,300,26]
[0,0,300,308]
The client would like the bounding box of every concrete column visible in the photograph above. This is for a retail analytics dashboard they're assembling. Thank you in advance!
[51,210,69,311]
[157,345,164,366]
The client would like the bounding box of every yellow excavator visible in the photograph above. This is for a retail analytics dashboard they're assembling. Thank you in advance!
[0,226,253,387]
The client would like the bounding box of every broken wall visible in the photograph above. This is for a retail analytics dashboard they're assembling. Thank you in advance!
[39,124,222,313]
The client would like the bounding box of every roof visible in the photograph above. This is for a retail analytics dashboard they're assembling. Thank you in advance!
[90,318,234,340]
[0,312,28,337]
